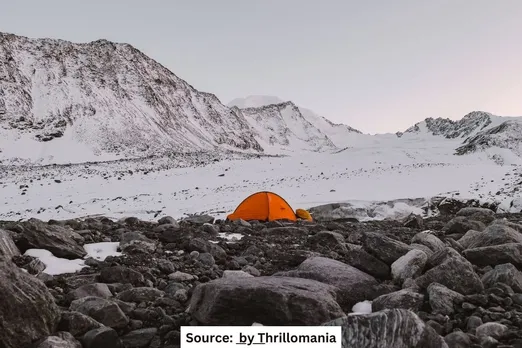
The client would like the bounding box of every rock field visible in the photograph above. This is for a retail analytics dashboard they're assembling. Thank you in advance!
[1,202,522,348]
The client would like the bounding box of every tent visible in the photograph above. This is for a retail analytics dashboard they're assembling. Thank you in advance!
[227,191,297,222]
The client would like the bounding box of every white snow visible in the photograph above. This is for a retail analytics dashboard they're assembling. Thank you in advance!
[22,242,121,276]
[84,242,122,261]
[24,249,87,275]
[2,131,522,222]
[217,233,244,241]
[350,300,373,315]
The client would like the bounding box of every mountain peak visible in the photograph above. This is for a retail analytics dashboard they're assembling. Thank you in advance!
[227,95,286,109]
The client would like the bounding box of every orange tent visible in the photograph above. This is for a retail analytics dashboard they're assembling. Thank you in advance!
[227,191,297,222]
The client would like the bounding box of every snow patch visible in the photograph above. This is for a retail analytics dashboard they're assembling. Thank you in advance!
[350,300,372,315]
[24,249,87,275]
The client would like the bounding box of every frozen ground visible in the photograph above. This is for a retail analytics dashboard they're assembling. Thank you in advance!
[1,133,521,222]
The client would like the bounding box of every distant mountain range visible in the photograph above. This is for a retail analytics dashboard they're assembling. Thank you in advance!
[1,31,521,165]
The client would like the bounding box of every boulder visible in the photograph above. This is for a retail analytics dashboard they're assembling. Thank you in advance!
[36,333,82,348]
[443,217,485,237]
[116,287,164,303]
[0,260,61,348]
[342,247,391,279]
[427,283,465,315]
[411,231,445,253]
[481,263,522,293]
[121,328,157,348]
[68,283,113,301]
[391,249,428,285]
[69,296,129,329]
[58,311,104,337]
[463,243,522,268]
[0,228,20,260]
[12,218,86,259]
[187,276,344,325]
[415,248,483,295]
[82,327,122,348]
[322,308,448,348]
[458,224,522,250]
[98,266,146,287]
[372,289,424,312]
[362,232,413,265]
[456,207,495,223]
[274,256,379,308]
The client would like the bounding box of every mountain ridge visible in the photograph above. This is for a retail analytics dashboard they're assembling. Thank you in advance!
[1,31,522,165]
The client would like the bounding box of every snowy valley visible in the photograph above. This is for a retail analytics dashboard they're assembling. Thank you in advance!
[1,31,522,223]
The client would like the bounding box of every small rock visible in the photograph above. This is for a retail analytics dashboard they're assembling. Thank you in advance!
[82,327,122,348]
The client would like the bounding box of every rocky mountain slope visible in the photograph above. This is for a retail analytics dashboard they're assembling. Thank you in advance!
[0,32,271,163]
[2,207,522,347]
[0,32,364,165]
[398,111,522,157]
[1,31,521,166]
[228,95,362,149]
[230,101,337,153]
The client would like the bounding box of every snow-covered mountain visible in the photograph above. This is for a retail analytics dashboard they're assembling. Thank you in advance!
[1,31,521,166]
[0,32,273,164]
[228,95,362,149]
[398,111,522,157]
[230,101,337,153]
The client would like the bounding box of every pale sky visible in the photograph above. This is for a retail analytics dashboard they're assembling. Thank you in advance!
[1,0,521,134]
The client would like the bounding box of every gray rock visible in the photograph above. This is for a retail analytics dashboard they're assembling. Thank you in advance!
[98,266,146,286]
[198,252,215,266]
[411,231,446,253]
[481,263,522,293]
[466,316,483,332]
[58,311,103,337]
[372,289,424,312]
[273,256,379,308]
[475,322,508,339]
[182,214,215,225]
[458,224,522,249]
[342,248,391,279]
[444,331,471,348]
[391,249,428,285]
[156,224,181,242]
[36,333,82,348]
[403,213,424,229]
[222,270,254,279]
[415,248,483,295]
[463,243,522,268]
[0,229,20,260]
[120,232,156,254]
[188,276,344,325]
[82,327,122,348]
[0,259,61,348]
[70,296,129,329]
[308,231,346,250]
[362,232,413,265]
[157,216,178,226]
[168,271,195,282]
[233,219,252,228]
[427,283,465,315]
[410,243,435,257]
[242,265,260,276]
[322,308,448,348]
[491,219,522,233]
[116,287,164,303]
[444,217,485,236]
[14,218,86,259]
[156,259,176,274]
[456,207,495,223]
[69,283,113,301]
[121,328,157,348]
